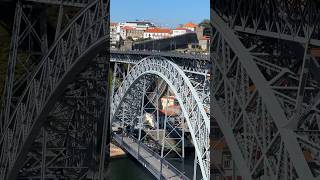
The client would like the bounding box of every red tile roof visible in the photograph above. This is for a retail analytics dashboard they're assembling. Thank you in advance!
[122,26,135,30]
[200,36,210,40]
[174,27,188,31]
[110,22,118,26]
[183,22,198,28]
[145,28,172,34]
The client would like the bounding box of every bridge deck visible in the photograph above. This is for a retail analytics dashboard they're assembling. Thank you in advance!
[113,134,189,180]
[24,0,89,7]
[110,50,209,61]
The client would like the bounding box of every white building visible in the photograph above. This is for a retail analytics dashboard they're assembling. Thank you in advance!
[172,27,191,37]
[110,22,121,47]
[199,36,210,51]
[143,28,172,40]
[182,22,198,32]
[121,21,155,30]
[119,26,134,40]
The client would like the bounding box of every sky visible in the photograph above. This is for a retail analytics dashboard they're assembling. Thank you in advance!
[110,0,209,28]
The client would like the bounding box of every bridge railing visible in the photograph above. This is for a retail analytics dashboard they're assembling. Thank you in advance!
[113,133,190,180]
[113,134,163,178]
[110,49,209,61]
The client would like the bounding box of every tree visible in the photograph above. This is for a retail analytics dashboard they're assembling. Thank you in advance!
[198,19,211,36]
[199,19,210,29]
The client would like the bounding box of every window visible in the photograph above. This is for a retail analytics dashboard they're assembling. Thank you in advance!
[174,99,179,105]
[223,155,232,168]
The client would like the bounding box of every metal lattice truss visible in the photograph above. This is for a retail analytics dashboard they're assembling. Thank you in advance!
[211,1,320,179]
[214,0,320,45]
[24,0,92,7]
[0,1,109,179]
[111,57,210,180]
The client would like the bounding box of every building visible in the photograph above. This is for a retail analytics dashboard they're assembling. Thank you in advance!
[196,25,205,40]
[199,36,210,51]
[126,28,144,40]
[110,22,121,48]
[120,39,133,51]
[119,21,156,40]
[183,22,198,31]
[160,96,181,116]
[172,27,191,37]
[211,139,243,180]
[143,28,172,40]
[122,21,155,30]
[119,26,129,40]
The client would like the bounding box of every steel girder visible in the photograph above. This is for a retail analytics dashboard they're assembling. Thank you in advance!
[110,51,210,76]
[111,57,210,180]
[0,0,109,179]
[111,50,209,61]
[24,0,92,7]
[213,0,320,46]
[211,5,320,180]
[0,2,49,137]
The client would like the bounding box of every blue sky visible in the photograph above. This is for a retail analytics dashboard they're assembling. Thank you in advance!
[110,0,209,28]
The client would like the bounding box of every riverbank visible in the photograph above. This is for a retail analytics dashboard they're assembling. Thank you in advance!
[110,143,127,158]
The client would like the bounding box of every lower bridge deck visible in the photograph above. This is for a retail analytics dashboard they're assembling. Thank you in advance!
[112,133,189,180]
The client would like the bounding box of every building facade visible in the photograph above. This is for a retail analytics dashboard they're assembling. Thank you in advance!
[126,28,145,40]
[143,28,172,39]
[199,36,210,51]
[110,22,121,48]
[122,21,155,30]
[183,22,198,31]
[172,27,191,37]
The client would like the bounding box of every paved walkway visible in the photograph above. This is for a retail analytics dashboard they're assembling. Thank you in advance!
[113,134,188,180]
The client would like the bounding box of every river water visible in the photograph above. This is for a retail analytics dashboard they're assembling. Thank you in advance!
[108,156,156,180]
[107,151,199,180]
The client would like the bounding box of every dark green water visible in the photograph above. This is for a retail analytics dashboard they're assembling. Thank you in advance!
[108,156,156,180]
[107,152,199,180]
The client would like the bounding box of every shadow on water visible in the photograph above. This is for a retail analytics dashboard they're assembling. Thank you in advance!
[107,151,200,180]
[107,155,156,180]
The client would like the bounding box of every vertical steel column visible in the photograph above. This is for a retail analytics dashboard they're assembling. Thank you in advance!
[156,81,160,141]
[193,153,197,180]
[40,6,48,54]
[160,88,170,178]
[98,59,110,180]
[41,129,47,180]
[55,1,64,40]
[138,77,146,159]
[1,3,21,133]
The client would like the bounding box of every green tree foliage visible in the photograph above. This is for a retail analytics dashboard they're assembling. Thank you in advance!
[0,25,10,102]
[0,25,28,106]
[199,19,210,29]
[199,19,211,36]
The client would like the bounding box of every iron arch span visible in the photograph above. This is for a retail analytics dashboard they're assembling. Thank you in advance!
[211,9,319,180]
[0,1,109,179]
[111,57,210,180]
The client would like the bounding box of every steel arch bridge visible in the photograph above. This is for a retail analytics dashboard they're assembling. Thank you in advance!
[0,0,110,179]
[109,51,211,180]
[1,0,319,180]
[211,1,320,180]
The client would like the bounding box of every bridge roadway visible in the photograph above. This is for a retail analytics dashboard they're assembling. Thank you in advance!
[113,133,189,180]
[0,0,90,7]
[110,50,210,76]
[110,50,209,61]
